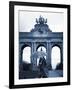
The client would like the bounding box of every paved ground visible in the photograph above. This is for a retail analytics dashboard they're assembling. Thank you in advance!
[44,68,63,77]
[19,63,63,79]
[19,68,63,79]
[19,70,39,79]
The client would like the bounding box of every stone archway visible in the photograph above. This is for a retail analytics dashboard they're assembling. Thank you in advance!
[19,16,63,71]
[23,46,31,63]
[51,43,63,70]
[36,45,47,67]
[51,46,61,70]
[19,43,31,64]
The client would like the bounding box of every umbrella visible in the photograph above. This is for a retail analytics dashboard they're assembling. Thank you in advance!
[32,51,47,58]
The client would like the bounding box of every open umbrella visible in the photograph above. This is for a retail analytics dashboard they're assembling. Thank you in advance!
[32,51,47,58]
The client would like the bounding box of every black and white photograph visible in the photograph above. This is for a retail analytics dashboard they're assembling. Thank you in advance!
[9,1,70,88]
[19,10,63,79]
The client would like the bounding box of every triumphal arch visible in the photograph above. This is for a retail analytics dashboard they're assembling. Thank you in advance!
[19,16,63,71]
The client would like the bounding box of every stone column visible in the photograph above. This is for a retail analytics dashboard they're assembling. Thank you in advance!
[61,45,63,64]
[60,44,63,70]
[46,42,52,69]
[19,44,23,64]
[31,42,37,71]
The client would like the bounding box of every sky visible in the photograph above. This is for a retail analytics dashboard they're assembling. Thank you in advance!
[19,10,64,32]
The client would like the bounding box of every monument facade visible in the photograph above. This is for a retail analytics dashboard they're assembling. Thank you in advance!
[19,16,63,71]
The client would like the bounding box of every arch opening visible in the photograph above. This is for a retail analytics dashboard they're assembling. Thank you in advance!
[22,46,31,63]
[36,45,46,66]
[51,46,61,70]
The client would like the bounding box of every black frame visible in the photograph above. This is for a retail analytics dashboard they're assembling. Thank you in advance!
[9,1,70,89]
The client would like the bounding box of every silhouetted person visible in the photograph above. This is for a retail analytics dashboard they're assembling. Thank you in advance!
[38,57,47,78]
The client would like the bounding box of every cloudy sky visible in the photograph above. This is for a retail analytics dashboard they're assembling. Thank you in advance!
[19,10,64,32]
